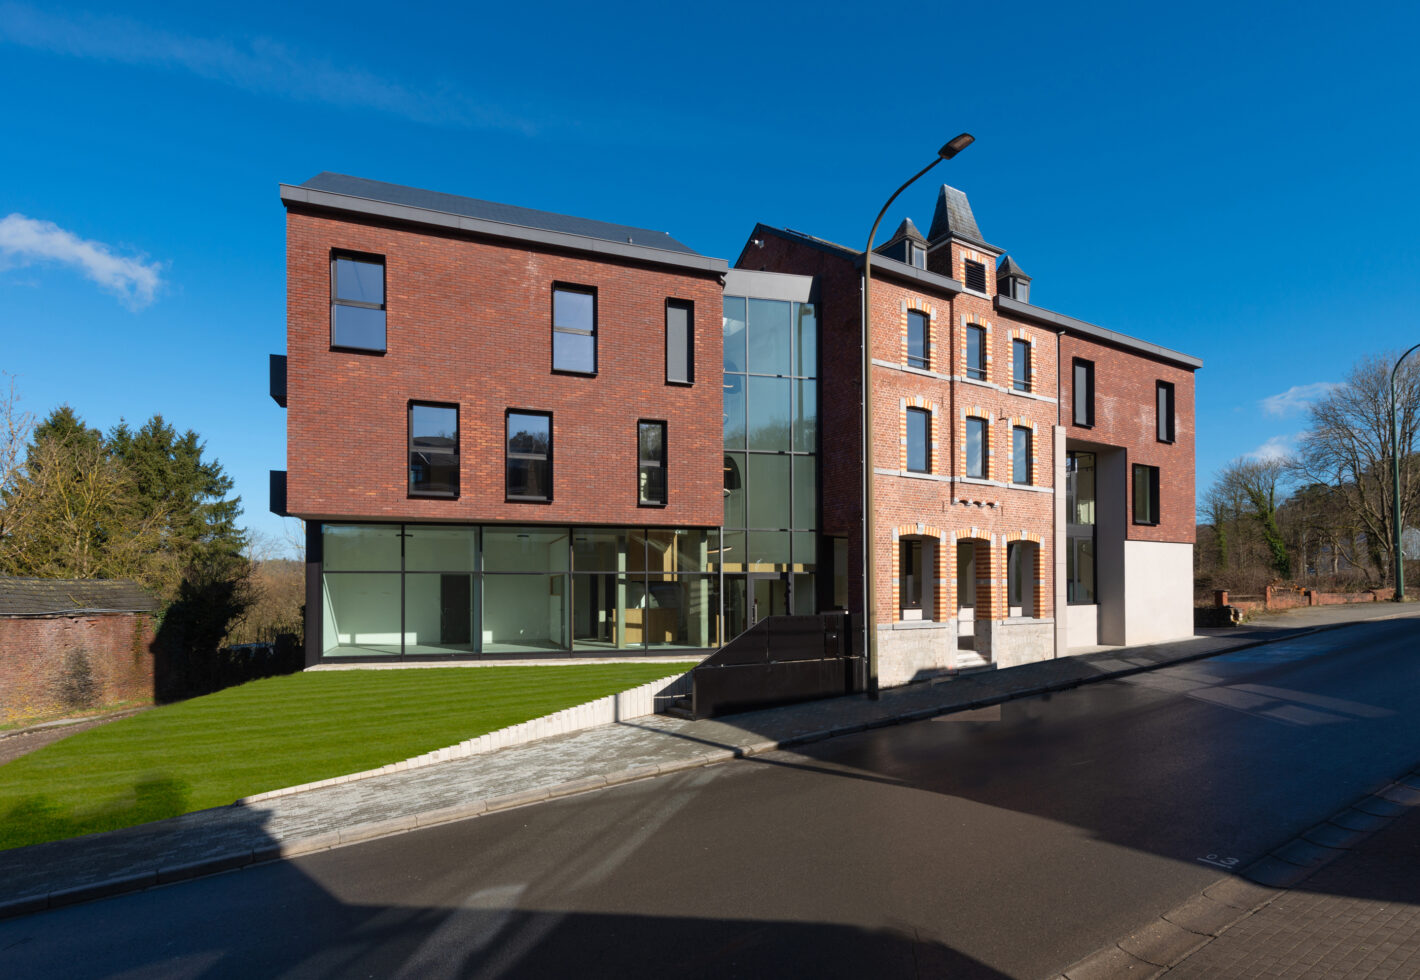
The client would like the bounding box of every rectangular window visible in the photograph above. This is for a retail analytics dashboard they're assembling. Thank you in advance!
[907,310,929,370]
[908,242,926,269]
[966,325,987,381]
[965,417,987,479]
[409,403,458,497]
[963,259,988,293]
[552,286,596,374]
[638,421,666,506]
[1133,464,1161,525]
[1012,426,1032,485]
[507,411,552,501]
[1156,381,1176,443]
[666,300,694,384]
[906,407,930,473]
[1012,338,1031,392]
[1073,358,1095,426]
[331,253,386,352]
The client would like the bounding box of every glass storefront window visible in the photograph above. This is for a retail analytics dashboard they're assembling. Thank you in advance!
[482,574,568,652]
[404,525,477,572]
[644,575,720,648]
[572,573,632,650]
[748,455,791,528]
[644,528,715,573]
[715,531,745,574]
[572,529,631,571]
[404,573,475,654]
[323,524,401,571]
[322,573,402,655]
[747,531,792,570]
[483,526,569,572]
[792,531,817,570]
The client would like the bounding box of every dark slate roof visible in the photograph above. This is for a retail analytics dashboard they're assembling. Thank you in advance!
[884,217,927,245]
[0,578,160,616]
[997,254,1032,281]
[300,173,700,255]
[927,184,991,248]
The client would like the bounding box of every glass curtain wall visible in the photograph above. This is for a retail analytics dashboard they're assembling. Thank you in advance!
[1066,451,1097,604]
[721,295,818,638]
[321,523,719,658]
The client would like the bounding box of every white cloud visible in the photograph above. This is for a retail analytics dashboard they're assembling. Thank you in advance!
[1248,434,1298,462]
[1260,382,1340,417]
[0,214,163,309]
[0,3,535,134]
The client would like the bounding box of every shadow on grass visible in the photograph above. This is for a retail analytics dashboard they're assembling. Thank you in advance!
[0,775,189,852]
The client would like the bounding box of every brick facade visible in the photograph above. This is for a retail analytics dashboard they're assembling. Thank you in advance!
[285,209,724,529]
[0,613,156,725]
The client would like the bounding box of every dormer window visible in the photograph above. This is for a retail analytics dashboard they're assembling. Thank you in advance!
[908,242,926,269]
[963,260,988,293]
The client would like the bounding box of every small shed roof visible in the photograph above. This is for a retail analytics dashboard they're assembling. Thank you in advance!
[0,578,161,617]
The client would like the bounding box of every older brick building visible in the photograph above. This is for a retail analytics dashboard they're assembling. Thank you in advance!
[274,174,1198,679]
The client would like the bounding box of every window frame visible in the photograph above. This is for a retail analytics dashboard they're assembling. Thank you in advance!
[638,419,667,507]
[1072,357,1095,427]
[1132,463,1161,526]
[906,310,929,370]
[963,259,988,293]
[1156,380,1176,443]
[506,409,554,503]
[1012,426,1033,486]
[407,401,459,499]
[1012,338,1032,393]
[906,407,931,474]
[965,416,988,479]
[665,299,694,386]
[551,283,598,376]
[330,250,387,354]
[965,325,987,381]
[908,242,926,269]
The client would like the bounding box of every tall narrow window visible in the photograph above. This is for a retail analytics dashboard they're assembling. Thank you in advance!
[1156,381,1176,443]
[907,310,929,370]
[638,421,667,506]
[1012,426,1033,485]
[1133,464,1160,525]
[1012,338,1032,392]
[409,403,458,497]
[331,253,386,351]
[966,325,987,381]
[908,242,926,269]
[963,259,988,293]
[507,411,552,501]
[1073,358,1095,426]
[966,417,987,479]
[552,286,596,374]
[906,407,930,473]
[666,300,694,384]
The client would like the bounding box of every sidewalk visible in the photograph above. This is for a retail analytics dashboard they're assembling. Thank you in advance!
[2,602,1418,922]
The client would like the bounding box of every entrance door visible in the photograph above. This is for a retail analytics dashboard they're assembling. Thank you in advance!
[725,573,789,640]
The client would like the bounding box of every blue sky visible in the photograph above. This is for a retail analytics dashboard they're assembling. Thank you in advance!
[2,0,1417,553]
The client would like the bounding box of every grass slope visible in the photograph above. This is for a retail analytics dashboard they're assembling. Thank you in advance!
[0,663,694,851]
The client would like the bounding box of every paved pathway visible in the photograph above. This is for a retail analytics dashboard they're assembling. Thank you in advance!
[2,602,1418,940]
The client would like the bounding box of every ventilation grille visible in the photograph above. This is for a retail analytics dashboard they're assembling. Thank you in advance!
[964,260,988,293]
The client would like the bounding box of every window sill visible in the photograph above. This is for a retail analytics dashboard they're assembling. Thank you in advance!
[551,369,597,378]
[507,495,553,504]
[638,501,668,508]
[665,379,694,388]
[330,345,387,355]
[408,491,458,499]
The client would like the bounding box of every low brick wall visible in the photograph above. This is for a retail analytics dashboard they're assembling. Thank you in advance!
[1213,586,1395,619]
[0,612,156,726]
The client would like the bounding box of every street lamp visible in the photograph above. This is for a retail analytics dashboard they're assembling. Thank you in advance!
[1391,342,1420,601]
[861,134,974,697]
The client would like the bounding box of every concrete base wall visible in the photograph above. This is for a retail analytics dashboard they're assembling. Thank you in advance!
[1122,540,1194,645]
[987,619,1056,668]
[1067,604,1099,648]
[878,624,956,687]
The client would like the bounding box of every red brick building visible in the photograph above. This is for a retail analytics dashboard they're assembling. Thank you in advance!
[274,174,1198,679]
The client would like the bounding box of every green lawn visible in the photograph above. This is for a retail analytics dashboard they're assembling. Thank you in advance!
[0,663,695,851]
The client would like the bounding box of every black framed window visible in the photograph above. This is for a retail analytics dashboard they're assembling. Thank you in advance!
[638,421,666,506]
[963,259,988,293]
[331,253,386,352]
[507,411,552,501]
[1157,381,1176,443]
[409,403,458,497]
[1013,338,1032,392]
[965,417,987,479]
[1133,464,1160,525]
[666,300,694,384]
[1012,427,1033,485]
[1073,358,1095,427]
[552,286,596,374]
[907,310,929,370]
[906,407,930,473]
[966,325,987,381]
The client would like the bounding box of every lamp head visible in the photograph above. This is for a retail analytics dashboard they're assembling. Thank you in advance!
[938,133,975,160]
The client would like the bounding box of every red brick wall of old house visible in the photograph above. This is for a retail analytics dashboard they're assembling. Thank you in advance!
[285,209,724,529]
[1059,334,1196,544]
[0,613,156,725]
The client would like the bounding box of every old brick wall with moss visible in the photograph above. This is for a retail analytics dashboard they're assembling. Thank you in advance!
[0,612,156,726]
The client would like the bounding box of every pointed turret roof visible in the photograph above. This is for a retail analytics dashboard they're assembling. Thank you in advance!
[927,184,985,246]
[997,254,1031,282]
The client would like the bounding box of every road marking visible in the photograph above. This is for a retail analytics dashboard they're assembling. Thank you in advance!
[1197,853,1240,869]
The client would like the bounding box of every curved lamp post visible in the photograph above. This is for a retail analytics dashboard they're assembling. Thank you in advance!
[862,133,974,697]
[1392,342,1420,601]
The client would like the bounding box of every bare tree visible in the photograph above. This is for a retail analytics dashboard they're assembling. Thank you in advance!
[1291,354,1420,583]
[1215,456,1292,579]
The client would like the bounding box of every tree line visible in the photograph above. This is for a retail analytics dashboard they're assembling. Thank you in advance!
[1198,353,1420,597]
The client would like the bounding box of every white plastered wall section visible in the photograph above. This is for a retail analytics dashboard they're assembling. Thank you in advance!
[1121,540,1194,645]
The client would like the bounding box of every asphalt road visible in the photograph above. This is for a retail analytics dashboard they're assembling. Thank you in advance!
[3,619,1419,979]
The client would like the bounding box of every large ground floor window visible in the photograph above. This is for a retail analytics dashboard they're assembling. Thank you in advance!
[319,523,722,658]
